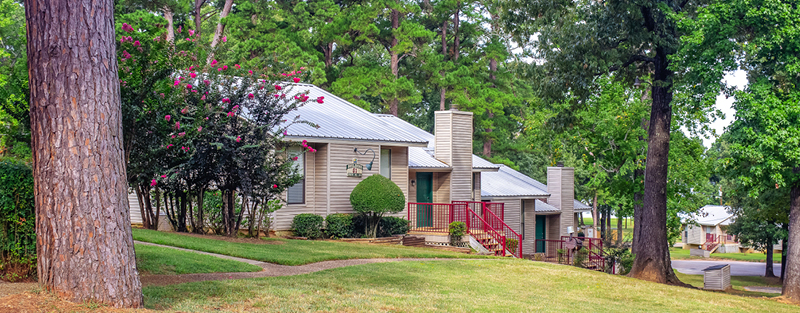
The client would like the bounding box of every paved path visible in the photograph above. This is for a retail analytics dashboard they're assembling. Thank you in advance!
[743,286,782,294]
[135,240,481,286]
[672,260,781,276]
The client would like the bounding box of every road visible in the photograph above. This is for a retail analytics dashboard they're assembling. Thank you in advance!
[672,260,781,276]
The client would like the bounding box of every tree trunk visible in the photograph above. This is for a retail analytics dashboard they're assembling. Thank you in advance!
[628,49,683,285]
[592,191,598,238]
[450,4,460,111]
[207,0,235,64]
[439,20,447,111]
[135,185,150,229]
[765,239,775,278]
[389,9,400,116]
[194,0,203,37]
[782,231,787,282]
[25,0,143,306]
[164,6,175,43]
[783,183,800,300]
[617,211,623,246]
[153,186,161,230]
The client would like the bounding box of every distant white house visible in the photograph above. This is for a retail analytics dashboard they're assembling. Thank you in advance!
[680,205,740,253]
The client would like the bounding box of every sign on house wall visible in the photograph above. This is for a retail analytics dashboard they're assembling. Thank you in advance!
[347,159,363,177]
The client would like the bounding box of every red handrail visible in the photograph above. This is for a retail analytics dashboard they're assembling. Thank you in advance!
[482,204,523,258]
[462,204,507,257]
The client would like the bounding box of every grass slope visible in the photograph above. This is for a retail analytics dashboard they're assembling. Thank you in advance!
[135,244,262,275]
[675,271,782,297]
[670,247,782,263]
[143,260,795,312]
[133,229,488,266]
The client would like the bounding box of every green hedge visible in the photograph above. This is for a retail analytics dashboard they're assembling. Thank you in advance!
[352,215,410,238]
[325,213,354,239]
[291,213,323,239]
[0,160,36,281]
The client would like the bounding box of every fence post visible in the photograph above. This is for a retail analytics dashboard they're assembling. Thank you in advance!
[465,206,470,233]
[449,204,454,226]
[407,203,411,228]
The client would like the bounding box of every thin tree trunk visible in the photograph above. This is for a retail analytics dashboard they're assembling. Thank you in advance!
[194,0,203,36]
[439,20,447,111]
[766,239,775,278]
[592,191,598,238]
[782,231,787,282]
[207,0,235,64]
[154,186,161,230]
[617,211,623,246]
[782,182,800,300]
[25,0,143,306]
[450,4,460,111]
[164,6,175,43]
[388,9,400,116]
[135,185,150,229]
[628,49,683,285]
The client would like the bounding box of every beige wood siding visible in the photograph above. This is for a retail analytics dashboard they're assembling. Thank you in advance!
[327,143,381,214]
[495,198,521,234]
[314,143,329,217]
[128,192,142,224]
[472,172,481,201]
[434,172,451,203]
[687,224,703,245]
[450,114,473,201]
[408,170,417,203]
[274,143,318,230]
[522,200,536,254]
[386,146,409,218]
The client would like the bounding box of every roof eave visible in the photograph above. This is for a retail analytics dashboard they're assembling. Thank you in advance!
[409,167,452,172]
[284,136,429,147]
[472,167,500,172]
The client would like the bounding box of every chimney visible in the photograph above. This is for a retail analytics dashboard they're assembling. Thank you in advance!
[435,110,473,202]
[547,166,575,237]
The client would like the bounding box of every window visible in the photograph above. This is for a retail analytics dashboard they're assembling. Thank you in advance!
[287,147,305,204]
[380,148,391,178]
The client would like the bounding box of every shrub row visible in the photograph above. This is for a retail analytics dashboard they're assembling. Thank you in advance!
[0,160,37,281]
[291,213,409,239]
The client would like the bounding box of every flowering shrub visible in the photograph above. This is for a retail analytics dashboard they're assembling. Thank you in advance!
[117,13,319,236]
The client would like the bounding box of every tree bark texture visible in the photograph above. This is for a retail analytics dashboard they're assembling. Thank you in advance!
[389,9,400,116]
[164,6,175,43]
[783,184,800,300]
[765,240,775,278]
[207,0,234,64]
[628,49,682,285]
[439,20,447,111]
[617,211,623,246]
[25,0,143,307]
[194,0,204,36]
[592,191,598,238]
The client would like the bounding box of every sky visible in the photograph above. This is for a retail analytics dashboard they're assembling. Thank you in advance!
[700,70,748,147]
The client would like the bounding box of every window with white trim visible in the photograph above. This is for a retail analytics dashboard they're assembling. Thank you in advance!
[287,147,305,204]
[380,148,391,178]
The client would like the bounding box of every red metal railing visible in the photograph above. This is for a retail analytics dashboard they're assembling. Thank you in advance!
[561,236,605,271]
[534,238,606,272]
[452,201,504,220]
[407,201,520,258]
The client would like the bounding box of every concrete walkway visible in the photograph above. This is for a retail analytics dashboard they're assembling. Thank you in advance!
[135,240,478,286]
[672,260,781,276]
[743,286,782,294]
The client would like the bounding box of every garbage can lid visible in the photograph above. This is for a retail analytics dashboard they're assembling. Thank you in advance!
[702,264,729,271]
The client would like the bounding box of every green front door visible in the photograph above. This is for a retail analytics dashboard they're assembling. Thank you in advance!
[536,215,547,253]
[416,172,433,227]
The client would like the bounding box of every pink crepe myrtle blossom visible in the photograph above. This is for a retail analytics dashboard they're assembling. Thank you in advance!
[222,98,231,103]
[133,40,140,47]
[161,175,167,179]
[274,85,282,91]
[204,80,210,85]
[197,126,203,132]
[302,140,307,144]
[218,68,223,72]
[189,29,195,36]
[222,36,227,42]
[274,94,279,98]
[235,64,241,70]
[126,36,132,42]
[222,65,228,70]
[211,60,218,66]
[177,26,182,33]
[272,184,278,188]
[175,122,180,129]
[248,70,253,75]
[178,132,186,137]
[300,67,306,70]
[174,80,180,86]
[171,135,175,139]
[186,84,192,89]
[232,105,240,111]
[153,37,160,41]
[201,95,206,100]
[292,156,298,161]
[151,179,157,187]
[293,77,301,83]
[190,72,197,78]
[165,115,171,121]
[283,130,288,136]
[316,97,324,104]
[205,117,209,120]
[247,93,254,99]
[166,144,173,149]
[236,136,241,142]
[227,111,234,117]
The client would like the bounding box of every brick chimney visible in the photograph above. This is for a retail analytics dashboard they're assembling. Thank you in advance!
[435,110,473,202]
[547,165,575,237]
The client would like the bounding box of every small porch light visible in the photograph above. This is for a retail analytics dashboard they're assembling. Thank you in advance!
[354,147,375,171]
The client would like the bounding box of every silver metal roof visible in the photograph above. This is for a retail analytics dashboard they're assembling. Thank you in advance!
[481,165,550,198]
[535,200,560,212]
[681,205,734,226]
[574,200,592,211]
[280,84,428,146]
[409,147,450,169]
[493,164,591,208]
[473,155,500,169]
[375,114,435,148]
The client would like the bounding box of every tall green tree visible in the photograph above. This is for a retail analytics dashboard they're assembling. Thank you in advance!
[0,0,29,161]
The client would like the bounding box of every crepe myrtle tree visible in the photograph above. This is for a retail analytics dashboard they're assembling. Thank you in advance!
[148,62,321,237]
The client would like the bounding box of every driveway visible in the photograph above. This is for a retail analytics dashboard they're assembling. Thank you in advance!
[672,260,781,276]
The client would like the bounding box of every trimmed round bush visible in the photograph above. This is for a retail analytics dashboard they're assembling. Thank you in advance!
[350,175,405,238]
[325,213,354,239]
[291,213,323,239]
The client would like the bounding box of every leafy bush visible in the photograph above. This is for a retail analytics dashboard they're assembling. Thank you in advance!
[291,213,323,239]
[605,247,635,275]
[505,238,519,254]
[0,160,36,281]
[325,213,354,239]
[448,221,467,246]
[350,175,405,238]
[379,216,410,237]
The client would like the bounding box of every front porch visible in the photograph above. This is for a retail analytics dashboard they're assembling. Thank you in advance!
[406,201,522,258]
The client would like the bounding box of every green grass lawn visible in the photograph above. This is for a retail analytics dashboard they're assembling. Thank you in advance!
[670,247,782,263]
[143,259,795,312]
[135,243,263,275]
[132,229,489,266]
[675,271,782,297]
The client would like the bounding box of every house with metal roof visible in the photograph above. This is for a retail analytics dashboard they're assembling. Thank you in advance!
[681,205,741,254]
[265,83,591,257]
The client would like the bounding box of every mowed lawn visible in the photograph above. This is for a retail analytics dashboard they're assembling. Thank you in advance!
[675,271,782,297]
[670,247,782,263]
[135,243,262,275]
[132,229,490,266]
[143,259,796,312]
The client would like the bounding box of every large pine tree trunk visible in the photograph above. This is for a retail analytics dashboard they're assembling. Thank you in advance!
[783,183,800,300]
[628,50,682,285]
[25,0,143,307]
